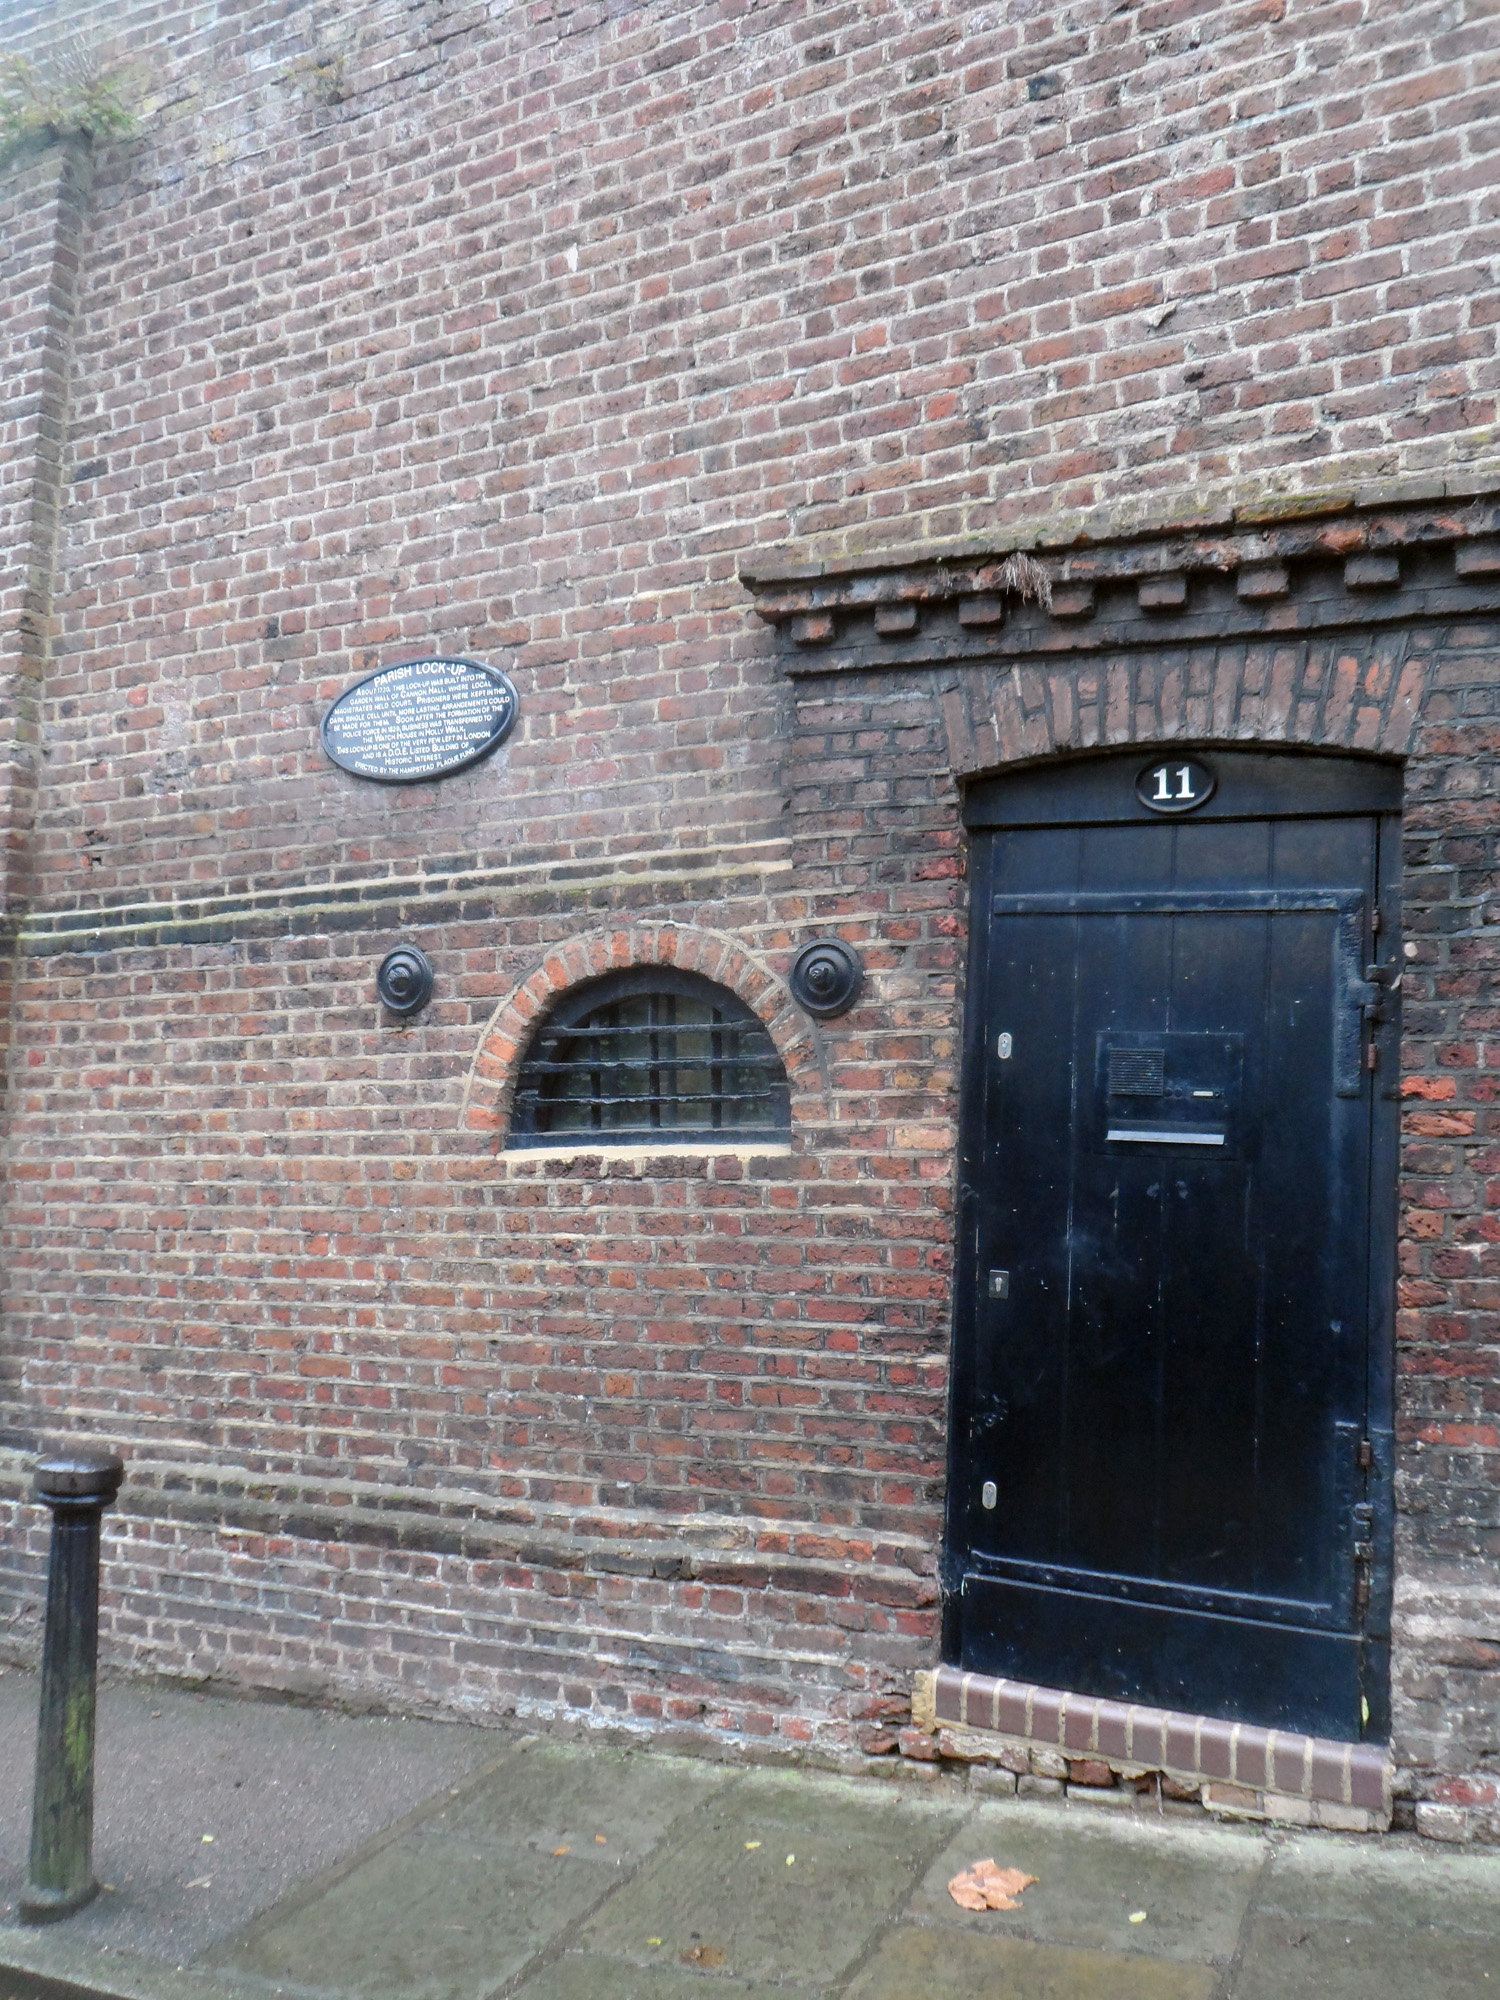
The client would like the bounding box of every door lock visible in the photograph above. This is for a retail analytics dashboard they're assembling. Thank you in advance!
[988,1270,1010,1299]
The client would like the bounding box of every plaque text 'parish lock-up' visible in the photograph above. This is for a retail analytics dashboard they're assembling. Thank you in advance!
[321,657,519,783]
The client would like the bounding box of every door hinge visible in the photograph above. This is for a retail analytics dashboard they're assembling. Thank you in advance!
[1357,1436,1374,1474]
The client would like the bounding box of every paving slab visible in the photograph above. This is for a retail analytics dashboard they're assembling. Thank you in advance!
[425,1740,729,1868]
[844,1924,1220,2000]
[0,1668,498,1961]
[515,1952,813,2000]
[211,1741,729,2000]
[1260,1828,1500,1933]
[907,1796,1269,1966]
[216,1826,617,2000]
[575,1767,964,1988]
[1233,1829,1500,2000]
[0,1929,263,2000]
[1232,1910,1500,2000]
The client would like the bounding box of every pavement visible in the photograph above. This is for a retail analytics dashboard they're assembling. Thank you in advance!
[2,1665,1499,2000]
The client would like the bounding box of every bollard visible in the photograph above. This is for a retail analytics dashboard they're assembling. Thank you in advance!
[20,1448,125,1924]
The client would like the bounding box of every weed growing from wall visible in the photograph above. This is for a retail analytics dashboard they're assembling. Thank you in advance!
[1,35,136,162]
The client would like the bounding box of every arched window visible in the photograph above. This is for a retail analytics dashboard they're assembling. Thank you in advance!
[508,968,790,1147]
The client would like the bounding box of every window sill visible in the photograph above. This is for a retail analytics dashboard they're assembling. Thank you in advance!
[496,1140,797,1178]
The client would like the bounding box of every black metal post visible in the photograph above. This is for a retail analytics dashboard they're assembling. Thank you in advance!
[21,1448,124,1924]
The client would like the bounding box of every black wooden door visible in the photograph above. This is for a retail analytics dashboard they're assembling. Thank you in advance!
[947,751,1400,1741]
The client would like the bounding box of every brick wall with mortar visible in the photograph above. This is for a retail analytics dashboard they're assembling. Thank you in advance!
[0,137,92,1125]
[0,0,1496,1835]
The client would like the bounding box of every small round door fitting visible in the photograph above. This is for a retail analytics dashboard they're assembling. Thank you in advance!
[1135,757,1215,815]
[790,937,864,1019]
[377,946,434,1017]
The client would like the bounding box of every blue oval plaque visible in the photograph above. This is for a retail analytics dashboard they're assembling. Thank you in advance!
[321,657,519,784]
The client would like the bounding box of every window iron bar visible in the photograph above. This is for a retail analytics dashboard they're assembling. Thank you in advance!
[527,1027,774,1049]
[516,1089,780,1113]
[511,980,790,1144]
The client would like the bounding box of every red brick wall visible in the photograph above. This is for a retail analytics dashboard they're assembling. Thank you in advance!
[1,0,1494,909]
[0,0,1497,1823]
[0,136,91,1118]
[1390,611,1500,1837]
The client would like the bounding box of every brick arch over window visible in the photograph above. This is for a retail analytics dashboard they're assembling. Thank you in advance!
[934,641,1427,784]
[462,924,824,1142]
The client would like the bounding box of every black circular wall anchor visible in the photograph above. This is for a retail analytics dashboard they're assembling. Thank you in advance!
[376,946,434,1017]
[790,937,864,1020]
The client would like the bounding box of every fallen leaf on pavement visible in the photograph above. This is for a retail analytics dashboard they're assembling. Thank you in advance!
[682,1944,726,1968]
[948,1860,1037,1912]
[552,1846,570,1857]
[1129,1911,1148,1924]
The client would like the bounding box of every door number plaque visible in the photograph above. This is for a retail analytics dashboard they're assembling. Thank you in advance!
[1136,758,1215,814]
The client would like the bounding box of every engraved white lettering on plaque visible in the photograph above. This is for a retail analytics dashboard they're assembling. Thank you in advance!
[321,657,519,783]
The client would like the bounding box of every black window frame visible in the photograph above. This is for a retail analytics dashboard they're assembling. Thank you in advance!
[506,966,791,1149]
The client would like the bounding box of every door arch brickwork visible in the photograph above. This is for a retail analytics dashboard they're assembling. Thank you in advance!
[930,629,1425,780]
